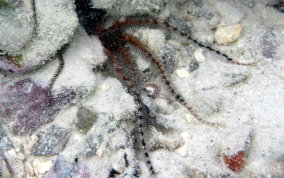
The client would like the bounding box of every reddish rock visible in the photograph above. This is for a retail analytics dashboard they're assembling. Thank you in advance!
[0,78,76,135]
[223,150,246,172]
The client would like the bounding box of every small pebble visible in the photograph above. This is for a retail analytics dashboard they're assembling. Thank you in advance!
[194,48,206,62]
[17,152,25,161]
[224,73,248,87]
[244,0,254,8]
[32,159,53,174]
[189,61,199,72]
[176,144,187,157]
[25,162,35,176]
[143,84,160,98]
[184,114,193,124]
[76,106,97,134]
[175,68,190,78]
[215,24,242,45]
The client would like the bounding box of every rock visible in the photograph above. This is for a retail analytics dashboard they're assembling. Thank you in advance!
[0,78,76,135]
[45,156,90,178]
[111,151,127,174]
[175,68,190,78]
[25,162,35,177]
[32,125,70,156]
[2,148,25,176]
[0,126,13,152]
[162,45,178,74]
[17,152,25,161]
[149,127,184,151]
[76,107,97,134]
[0,0,34,52]
[215,24,242,45]
[32,159,52,175]
[261,29,276,59]
[192,0,203,7]
[92,0,167,15]
[166,15,192,35]
[224,73,248,87]
[81,133,103,157]
[143,84,160,99]
[184,114,193,125]
[22,135,39,155]
[136,29,165,54]
[223,151,246,172]
[243,0,254,8]
[221,129,253,172]
[189,60,199,72]
[193,48,205,62]
[215,1,245,25]
[0,0,78,74]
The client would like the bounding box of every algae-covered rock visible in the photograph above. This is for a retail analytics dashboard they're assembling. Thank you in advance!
[0,0,34,52]
[0,0,19,8]
[0,0,78,74]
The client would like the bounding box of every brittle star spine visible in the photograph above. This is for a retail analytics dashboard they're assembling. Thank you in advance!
[104,47,155,174]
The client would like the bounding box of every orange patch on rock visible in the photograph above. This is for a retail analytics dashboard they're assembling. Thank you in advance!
[223,151,245,172]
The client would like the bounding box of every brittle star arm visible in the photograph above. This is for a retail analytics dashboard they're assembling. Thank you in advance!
[122,33,222,127]
[47,54,64,106]
[117,46,138,82]
[107,18,253,65]
[104,47,156,175]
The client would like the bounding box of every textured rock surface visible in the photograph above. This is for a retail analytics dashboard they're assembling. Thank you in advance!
[0,78,76,135]
[215,24,242,45]
[92,0,167,15]
[45,156,90,178]
[0,0,34,52]
[76,106,97,134]
[0,126,13,152]
[32,125,70,156]
[0,0,78,73]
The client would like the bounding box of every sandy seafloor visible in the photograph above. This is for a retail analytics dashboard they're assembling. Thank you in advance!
[0,0,284,177]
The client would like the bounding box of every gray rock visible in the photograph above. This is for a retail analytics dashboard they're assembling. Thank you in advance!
[0,0,34,52]
[162,45,177,74]
[32,125,70,156]
[224,73,248,87]
[92,0,167,15]
[45,156,91,177]
[0,126,13,152]
[243,0,255,8]
[76,107,97,134]
[81,133,103,157]
[261,25,284,61]
[192,0,203,7]
[166,15,191,35]
[189,60,199,72]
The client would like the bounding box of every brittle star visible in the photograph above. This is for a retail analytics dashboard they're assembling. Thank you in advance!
[0,0,252,176]
[74,0,253,175]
